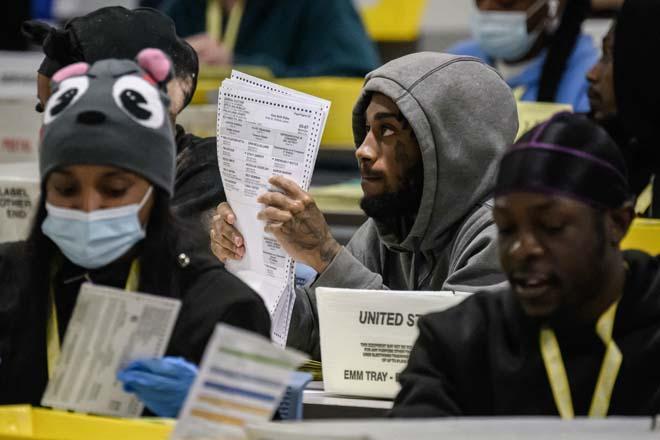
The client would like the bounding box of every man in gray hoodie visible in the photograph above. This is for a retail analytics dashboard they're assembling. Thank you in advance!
[211,52,519,358]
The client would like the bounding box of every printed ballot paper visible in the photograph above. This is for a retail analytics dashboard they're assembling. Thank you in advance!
[216,71,330,346]
[172,324,307,440]
[317,288,470,399]
[41,283,181,417]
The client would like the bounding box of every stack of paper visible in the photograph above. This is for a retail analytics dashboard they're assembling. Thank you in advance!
[216,71,330,346]
[172,324,307,440]
[298,360,323,381]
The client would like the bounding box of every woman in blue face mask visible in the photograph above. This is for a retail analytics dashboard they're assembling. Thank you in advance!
[0,49,271,417]
[449,0,599,113]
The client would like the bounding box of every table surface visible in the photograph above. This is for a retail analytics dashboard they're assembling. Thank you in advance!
[248,417,660,439]
[303,389,393,419]
[303,390,393,410]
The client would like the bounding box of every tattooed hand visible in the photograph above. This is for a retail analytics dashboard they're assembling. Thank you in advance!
[256,175,341,273]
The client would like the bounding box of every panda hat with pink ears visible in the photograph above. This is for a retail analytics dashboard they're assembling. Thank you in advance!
[39,48,177,196]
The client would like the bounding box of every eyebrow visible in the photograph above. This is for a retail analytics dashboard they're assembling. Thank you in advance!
[51,170,73,177]
[373,112,404,122]
[101,171,131,179]
[51,170,132,179]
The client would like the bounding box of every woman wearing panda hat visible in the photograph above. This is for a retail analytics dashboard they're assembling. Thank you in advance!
[0,49,270,416]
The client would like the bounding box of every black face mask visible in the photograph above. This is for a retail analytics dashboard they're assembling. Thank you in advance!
[360,161,423,221]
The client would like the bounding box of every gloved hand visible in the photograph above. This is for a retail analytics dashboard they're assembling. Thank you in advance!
[117,356,198,417]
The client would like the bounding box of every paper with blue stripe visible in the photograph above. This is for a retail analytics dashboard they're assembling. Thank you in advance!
[172,323,307,440]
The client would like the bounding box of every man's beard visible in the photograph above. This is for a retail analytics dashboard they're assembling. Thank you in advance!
[360,164,423,221]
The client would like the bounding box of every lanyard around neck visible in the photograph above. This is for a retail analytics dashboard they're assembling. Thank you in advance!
[206,0,244,54]
[539,299,622,419]
[46,259,140,379]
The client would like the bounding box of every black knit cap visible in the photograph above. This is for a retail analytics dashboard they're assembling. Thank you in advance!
[495,112,632,209]
[22,6,198,108]
[40,52,177,196]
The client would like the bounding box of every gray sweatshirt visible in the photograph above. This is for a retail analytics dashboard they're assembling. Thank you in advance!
[287,53,519,359]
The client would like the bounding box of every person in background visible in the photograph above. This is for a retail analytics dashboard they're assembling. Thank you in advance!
[392,112,660,417]
[588,0,660,217]
[0,50,270,416]
[211,52,519,360]
[586,23,616,125]
[160,0,380,77]
[22,6,224,227]
[450,0,598,112]
[2,1,30,49]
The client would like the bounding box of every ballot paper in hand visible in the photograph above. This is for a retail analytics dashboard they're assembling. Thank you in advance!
[217,71,330,346]
[171,324,308,440]
[41,283,181,417]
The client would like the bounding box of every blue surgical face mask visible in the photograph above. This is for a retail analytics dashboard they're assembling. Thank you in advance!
[471,0,548,62]
[42,186,153,269]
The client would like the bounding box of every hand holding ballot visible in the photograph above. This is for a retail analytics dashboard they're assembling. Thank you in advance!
[211,175,341,273]
[213,70,330,345]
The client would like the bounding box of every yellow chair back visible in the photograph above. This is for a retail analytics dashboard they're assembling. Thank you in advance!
[621,219,660,255]
[357,0,427,42]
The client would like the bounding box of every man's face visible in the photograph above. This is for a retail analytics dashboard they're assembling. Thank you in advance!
[356,93,423,219]
[37,71,190,124]
[587,24,617,122]
[166,76,191,123]
[493,192,614,319]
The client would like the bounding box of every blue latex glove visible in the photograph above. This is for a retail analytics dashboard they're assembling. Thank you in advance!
[117,356,197,417]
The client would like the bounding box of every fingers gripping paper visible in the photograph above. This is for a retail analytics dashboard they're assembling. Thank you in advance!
[216,71,330,346]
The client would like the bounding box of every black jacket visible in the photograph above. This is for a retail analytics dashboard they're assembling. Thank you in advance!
[392,250,660,417]
[611,0,660,217]
[0,237,271,405]
[172,125,225,227]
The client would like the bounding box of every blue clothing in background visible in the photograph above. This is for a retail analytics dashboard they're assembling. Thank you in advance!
[294,263,316,288]
[449,34,598,112]
[31,0,52,19]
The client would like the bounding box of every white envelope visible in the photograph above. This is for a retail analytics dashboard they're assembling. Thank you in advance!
[317,288,469,399]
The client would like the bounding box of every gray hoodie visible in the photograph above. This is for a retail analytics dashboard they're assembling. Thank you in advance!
[288,53,518,359]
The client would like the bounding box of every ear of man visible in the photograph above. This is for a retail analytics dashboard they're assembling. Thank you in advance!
[606,201,635,247]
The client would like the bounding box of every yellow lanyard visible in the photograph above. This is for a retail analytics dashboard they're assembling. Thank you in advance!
[46,260,140,379]
[206,0,244,54]
[513,86,526,101]
[635,182,653,215]
[540,300,622,419]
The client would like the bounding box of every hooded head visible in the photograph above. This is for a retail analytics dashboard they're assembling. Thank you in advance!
[603,0,660,196]
[40,49,177,196]
[352,52,518,253]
